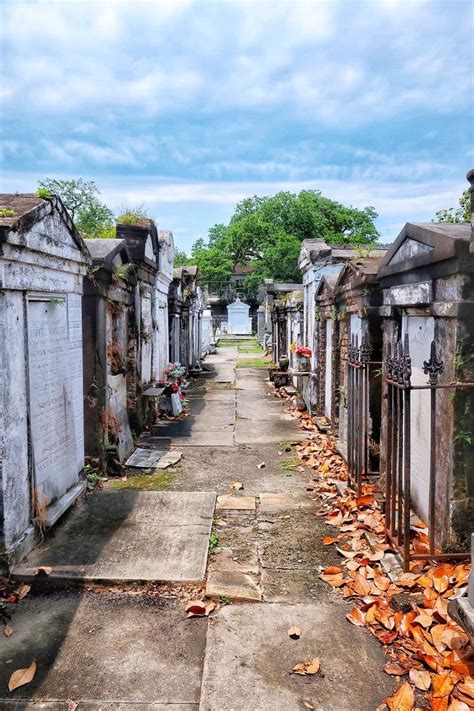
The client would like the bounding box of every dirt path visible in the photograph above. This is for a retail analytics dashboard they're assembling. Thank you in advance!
[1,345,395,710]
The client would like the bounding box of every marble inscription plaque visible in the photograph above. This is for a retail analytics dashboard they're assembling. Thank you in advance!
[27,299,78,505]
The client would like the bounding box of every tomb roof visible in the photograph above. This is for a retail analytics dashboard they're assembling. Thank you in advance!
[0,192,88,257]
[84,238,131,270]
[378,221,472,282]
[0,193,44,227]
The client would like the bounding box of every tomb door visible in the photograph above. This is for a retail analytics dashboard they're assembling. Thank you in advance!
[27,296,78,508]
[401,314,434,521]
[325,319,332,419]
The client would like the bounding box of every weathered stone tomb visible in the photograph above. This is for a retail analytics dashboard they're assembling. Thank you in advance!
[0,194,90,564]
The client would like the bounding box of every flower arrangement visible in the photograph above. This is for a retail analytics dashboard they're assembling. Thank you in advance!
[290,343,312,358]
[157,363,188,399]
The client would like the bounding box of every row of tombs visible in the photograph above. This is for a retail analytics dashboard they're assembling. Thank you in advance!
[0,193,214,566]
[262,192,474,569]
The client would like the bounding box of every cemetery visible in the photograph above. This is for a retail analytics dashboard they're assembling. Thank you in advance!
[0,174,473,709]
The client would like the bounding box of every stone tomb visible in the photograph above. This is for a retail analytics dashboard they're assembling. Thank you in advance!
[0,194,90,565]
[227,296,252,335]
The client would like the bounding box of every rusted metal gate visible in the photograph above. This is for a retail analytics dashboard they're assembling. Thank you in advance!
[384,335,472,571]
[347,334,379,496]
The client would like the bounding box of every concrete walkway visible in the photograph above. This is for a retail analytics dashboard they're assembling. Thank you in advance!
[2,345,394,709]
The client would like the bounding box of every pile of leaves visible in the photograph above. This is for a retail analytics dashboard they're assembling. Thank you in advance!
[292,429,473,710]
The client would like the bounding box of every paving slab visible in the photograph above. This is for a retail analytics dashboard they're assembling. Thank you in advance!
[205,570,261,601]
[125,448,167,468]
[216,495,256,511]
[14,491,216,584]
[0,592,206,708]
[199,603,395,711]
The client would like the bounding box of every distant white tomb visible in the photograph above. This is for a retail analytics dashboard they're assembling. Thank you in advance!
[227,297,252,335]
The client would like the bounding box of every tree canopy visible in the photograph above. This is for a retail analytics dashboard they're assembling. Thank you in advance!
[191,190,379,295]
[38,178,115,238]
[434,189,471,224]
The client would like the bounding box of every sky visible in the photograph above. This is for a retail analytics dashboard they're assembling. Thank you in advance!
[0,0,473,253]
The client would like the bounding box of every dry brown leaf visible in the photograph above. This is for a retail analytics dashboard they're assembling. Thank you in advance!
[292,657,320,676]
[185,600,207,617]
[66,702,78,711]
[346,608,365,626]
[385,681,415,711]
[34,566,52,576]
[288,625,301,640]
[432,673,454,698]
[17,584,31,600]
[322,536,338,545]
[230,482,244,490]
[409,669,431,690]
[3,625,13,638]
[447,700,470,711]
[384,661,407,676]
[302,702,314,710]
[8,661,37,692]
[323,566,343,575]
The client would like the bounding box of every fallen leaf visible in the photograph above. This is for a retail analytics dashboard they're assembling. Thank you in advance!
[409,669,431,690]
[66,702,78,711]
[8,661,37,692]
[447,701,470,711]
[384,681,415,711]
[34,566,52,576]
[292,657,320,675]
[257,462,265,469]
[347,608,365,626]
[17,584,31,600]
[384,661,407,676]
[322,536,338,545]
[302,702,314,710]
[323,566,343,575]
[185,600,207,617]
[205,601,216,615]
[3,625,13,638]
[288,625,301,640]
[432,673,454,698]
[230,482,244,490]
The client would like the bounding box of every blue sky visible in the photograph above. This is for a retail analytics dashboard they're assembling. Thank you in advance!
[1,0,472,253]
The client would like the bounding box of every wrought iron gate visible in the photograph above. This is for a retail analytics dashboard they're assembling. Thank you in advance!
[384,335,472,570]
[347,335,379,496]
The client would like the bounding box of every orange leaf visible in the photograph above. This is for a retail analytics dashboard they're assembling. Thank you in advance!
[3,625,13,638]
[346,608,365,626]
[323,566,343,575]
[322,536,338,545]
[8,661,37,692]
[385,681,415,711]
[408,669,431,690]
[384,661,407,676]
[432,673,454,698]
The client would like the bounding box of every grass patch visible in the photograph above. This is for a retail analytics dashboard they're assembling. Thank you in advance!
[280,457,298,471]
[209,515,220,555]
[110,470,177,491]
[236,357,271,368]
[218,338,263,353]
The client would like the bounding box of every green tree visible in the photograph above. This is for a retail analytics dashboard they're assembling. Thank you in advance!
[191,189,379,295]
[434,189,471,223]
[174,249,192,267]
[38,178,115,238]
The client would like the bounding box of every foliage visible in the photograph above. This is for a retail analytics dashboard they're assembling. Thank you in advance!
[434,189,471,223]
[174,249,192,266]
[117,204,149,227]
[38,178,115,238]
[112,263,137,283]
[0,207,16,217]
[190,190,379,295]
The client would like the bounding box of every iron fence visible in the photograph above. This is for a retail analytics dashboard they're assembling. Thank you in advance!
[384,335,472,570]
[347,335,380,497]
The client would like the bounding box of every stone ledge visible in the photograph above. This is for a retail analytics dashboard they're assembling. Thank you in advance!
[44,481,87,529]
[448,596,474,644]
